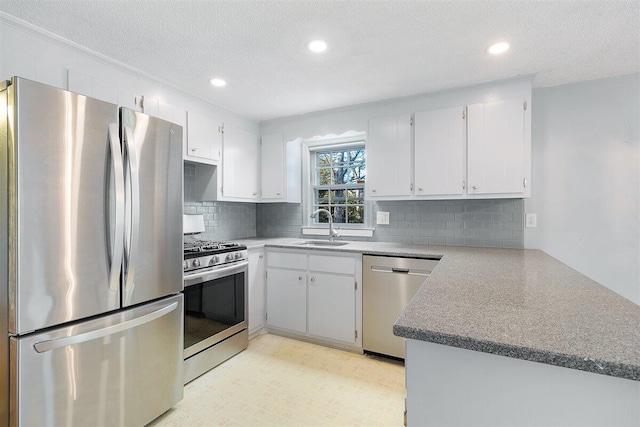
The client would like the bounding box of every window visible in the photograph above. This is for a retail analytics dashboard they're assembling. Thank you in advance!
[311,146,366,225]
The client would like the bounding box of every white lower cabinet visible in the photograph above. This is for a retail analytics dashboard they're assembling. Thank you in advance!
[307,273,356,343]
[266,249,362,349]
[265,267,307,334]
[248,248,266,334]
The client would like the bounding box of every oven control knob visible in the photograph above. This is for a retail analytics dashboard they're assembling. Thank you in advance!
[192,259,201,268]
[235,252,242,260]
[210,256,219,265]
[183,261,188,270]
[225,253,234,262]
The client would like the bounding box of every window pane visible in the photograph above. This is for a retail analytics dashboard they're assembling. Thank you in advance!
[347,206,364,224]
[332,168,344,185]
[332,151,349,167]
[331,189,345,204]
[331,206,346,224]
[316,189,329,204]
[341,166,366,184]
[317,152,331,167]
[349,149,365,164]
[318,168,332,185]
[346,189,364,203]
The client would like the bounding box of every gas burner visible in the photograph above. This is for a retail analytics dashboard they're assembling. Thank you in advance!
[183,240,243,253]
[183,240,248,273]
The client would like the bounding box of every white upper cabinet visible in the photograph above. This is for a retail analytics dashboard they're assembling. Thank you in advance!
[260,133,302,202]
[366,114,413,198]
[222,123,259,200]
[414,106,466,196]
[185,109,222,164]
[467,98,526,195]
[261,132,285,199]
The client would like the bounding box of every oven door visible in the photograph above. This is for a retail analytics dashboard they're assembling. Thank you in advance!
[182,261,248,359]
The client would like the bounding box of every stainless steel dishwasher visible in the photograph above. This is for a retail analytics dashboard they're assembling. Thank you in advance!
[363,255,440,359]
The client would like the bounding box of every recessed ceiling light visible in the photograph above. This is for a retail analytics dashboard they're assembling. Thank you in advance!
[307,39,327,53]
[209,78,226,87]
[486,41,510,55]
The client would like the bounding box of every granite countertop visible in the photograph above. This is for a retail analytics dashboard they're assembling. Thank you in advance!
[236,238,640,381]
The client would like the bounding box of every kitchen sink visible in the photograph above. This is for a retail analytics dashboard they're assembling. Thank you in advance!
[295,240,349,247]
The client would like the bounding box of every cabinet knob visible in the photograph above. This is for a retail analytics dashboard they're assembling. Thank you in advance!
[372,189,377,193]
[253,192,257,196]
[259,254,263,259]
[418,188,423,192]
[298,276,303,281]
[472,185,477,190]
[310,277,315,282]
[276,192,281,196]
[191,148,196,152]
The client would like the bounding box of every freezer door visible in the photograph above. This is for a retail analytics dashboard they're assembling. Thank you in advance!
[10,294,183,427]
[8,78,122,334]
[120,108,183,307]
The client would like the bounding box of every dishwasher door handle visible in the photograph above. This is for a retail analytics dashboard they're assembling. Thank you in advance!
[370,266,430,276]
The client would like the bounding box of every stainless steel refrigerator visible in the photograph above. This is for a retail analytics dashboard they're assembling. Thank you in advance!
[0,77,184,426]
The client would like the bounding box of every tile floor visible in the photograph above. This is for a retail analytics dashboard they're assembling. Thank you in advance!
[150,333,405,427]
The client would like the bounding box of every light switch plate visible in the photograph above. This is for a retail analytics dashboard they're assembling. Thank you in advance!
[525,213,537,228]
[376,211,390,225]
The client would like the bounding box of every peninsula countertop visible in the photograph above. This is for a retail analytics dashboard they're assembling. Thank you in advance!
[237,238,640,381]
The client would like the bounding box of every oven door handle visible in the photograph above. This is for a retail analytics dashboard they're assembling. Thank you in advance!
[183,261,249,286]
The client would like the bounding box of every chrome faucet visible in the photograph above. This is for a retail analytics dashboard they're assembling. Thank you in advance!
[310,208,340,241]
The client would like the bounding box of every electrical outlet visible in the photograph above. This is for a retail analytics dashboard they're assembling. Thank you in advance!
[376,211,390,225]
[525,213,537,228]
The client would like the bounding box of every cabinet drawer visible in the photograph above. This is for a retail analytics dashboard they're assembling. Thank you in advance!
[308,255,356,275]
[267,251,308,270]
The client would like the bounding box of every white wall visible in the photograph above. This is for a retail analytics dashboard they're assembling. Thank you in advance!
[525,73,640,304]
[0,14,258,134]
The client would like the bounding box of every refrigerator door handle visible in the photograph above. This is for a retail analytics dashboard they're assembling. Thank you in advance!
[123,125,140,295]
[108,123,125,292]
[33,301,178,353]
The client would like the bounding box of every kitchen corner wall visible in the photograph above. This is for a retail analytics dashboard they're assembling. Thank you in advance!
[257,199,524,248]
[526,73,640,304]
[184,163,257,241]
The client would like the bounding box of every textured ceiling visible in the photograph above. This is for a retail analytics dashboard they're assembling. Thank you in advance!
[0,1,638,121]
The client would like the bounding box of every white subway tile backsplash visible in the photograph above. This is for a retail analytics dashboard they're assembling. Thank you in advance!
[256,199,524,249]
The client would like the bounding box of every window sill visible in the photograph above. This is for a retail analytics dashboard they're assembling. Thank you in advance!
[301,227,374,238]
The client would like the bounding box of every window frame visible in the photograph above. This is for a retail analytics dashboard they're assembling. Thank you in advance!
[311,146,366,226]
[301,132,374,237]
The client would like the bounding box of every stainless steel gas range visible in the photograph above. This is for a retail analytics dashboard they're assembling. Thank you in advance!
[182,235,248,384]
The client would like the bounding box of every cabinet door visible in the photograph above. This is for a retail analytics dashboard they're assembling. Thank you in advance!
[248,250,266,334]
[261,132,285,200]
[266,268,307,334]
[308,273,356,344]
[414,106,466,196]
[467,98,525,194]
[222,124,259,200]
[366,114,412,197]
[187,110,222,162]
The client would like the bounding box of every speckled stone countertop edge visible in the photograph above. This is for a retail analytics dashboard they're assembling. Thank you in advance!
[393,324,640,382]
